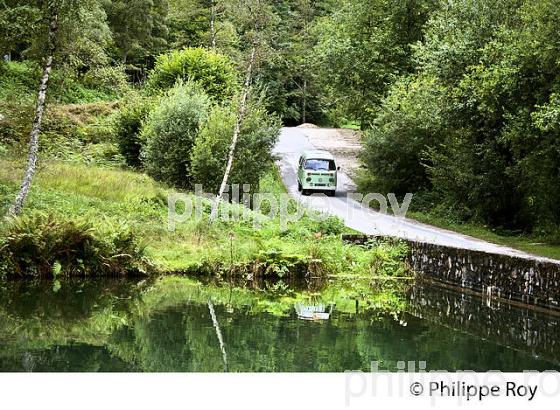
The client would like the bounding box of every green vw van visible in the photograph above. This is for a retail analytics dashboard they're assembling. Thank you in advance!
[297,150,339,196]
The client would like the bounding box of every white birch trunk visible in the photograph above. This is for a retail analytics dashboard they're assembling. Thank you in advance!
[210,0,217,50]
[302,78,307,124]
[209,45,256,221]
[7,11,58,217]
[208,301,228,371]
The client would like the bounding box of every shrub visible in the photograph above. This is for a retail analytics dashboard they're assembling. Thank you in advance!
[141,81,210,188]
[280,215,346,239]
[359,75,445,196]
[81,65,130,96]
[190,98,281,194]
[0,213,150,278]
[0,60,41,102]
[367,240,409,277]
[112,93,156,168]
[1,100,118,156]
[315,216,345,236]
[146,47,238,101]
[0,100,33,144]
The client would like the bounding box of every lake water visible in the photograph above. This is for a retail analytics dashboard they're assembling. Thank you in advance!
[0,277,558,372]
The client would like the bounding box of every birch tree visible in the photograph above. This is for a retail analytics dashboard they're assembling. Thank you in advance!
[209,46,256,220]
[209,0,217,49]
[209,0,275,221]
[6,0,108,217]
[7,3,58,217]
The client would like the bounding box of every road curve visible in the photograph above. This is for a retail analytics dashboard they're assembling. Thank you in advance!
[274,127,559,263]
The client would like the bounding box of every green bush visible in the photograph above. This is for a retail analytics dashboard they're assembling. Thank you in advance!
[190,98,281,194]
[1,99,117,157]
[0,60,40,102]
[0,100,33,144]
[81,65,130,96]
[146,47,238,101]
[141,81,210,188]
[368,240,409,277]
[112,94,156,168]
[280,215,346,239]
[0,213,150,278]
[315,216,346,236]
[360,75,444,196]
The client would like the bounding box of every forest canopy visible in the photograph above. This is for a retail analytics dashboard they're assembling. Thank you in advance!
[2,0,560,236]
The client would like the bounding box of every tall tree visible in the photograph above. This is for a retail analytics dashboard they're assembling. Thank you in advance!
[209,0,217,49]
[0,0,42,59]
[7,0,112,216]
[313,0,436,127]
[209,0,276,221]
[283,0,329,124]
[167,0,211,49]
[167,0,238,55]
[105,0,169,64]
[8,1,59,216]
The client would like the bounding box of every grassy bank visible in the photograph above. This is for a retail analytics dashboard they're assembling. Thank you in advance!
[0,56,411,312]
[0,158,410,284]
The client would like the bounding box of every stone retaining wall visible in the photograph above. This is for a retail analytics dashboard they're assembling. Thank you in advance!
[342,234,560,311]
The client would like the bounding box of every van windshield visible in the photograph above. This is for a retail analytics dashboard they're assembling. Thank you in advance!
[304,159,336,171]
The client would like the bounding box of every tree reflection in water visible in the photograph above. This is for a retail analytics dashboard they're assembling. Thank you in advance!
[0,277,558,372]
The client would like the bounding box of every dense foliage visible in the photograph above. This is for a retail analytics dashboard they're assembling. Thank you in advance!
[112,93,156,168]
[141,81,210,188]
[3,0,560,245]
[146,47,238,100]
[0,60,127,104]
[357,0,560,236]
[312,0,437,126]
[0,213,148,277]
[190,97,281,193]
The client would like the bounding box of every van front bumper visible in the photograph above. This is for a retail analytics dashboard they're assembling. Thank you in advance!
[303,183,336,191]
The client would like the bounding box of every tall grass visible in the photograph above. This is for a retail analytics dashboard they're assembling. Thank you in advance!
[0,158,410,280]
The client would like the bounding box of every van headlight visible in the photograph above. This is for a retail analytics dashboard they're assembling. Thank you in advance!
[329,177,334,183]
[306,177,311,182]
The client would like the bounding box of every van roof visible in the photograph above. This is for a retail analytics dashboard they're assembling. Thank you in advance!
[301,150,335,160]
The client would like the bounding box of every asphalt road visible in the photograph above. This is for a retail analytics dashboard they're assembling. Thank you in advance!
[274,127,557,262]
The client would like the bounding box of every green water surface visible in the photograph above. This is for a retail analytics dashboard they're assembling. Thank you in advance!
[0,278,558,372]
